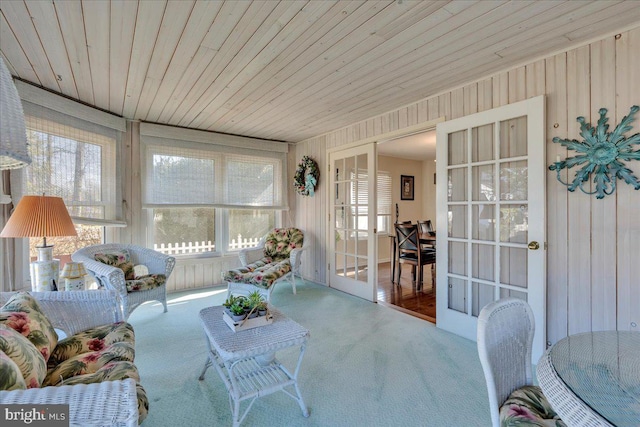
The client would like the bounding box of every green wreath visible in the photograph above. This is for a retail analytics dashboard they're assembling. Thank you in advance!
[294,155,319,196]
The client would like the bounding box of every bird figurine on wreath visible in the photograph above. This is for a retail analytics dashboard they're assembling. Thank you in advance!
[294,155,319,196]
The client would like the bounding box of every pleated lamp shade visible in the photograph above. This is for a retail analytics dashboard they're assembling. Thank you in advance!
[0,57,31,170]
[0,195,77,243]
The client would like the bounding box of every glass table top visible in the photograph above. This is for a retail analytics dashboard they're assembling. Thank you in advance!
[549,331,640,426]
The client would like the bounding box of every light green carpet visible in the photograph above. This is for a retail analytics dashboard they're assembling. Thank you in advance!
[129,280,491,426]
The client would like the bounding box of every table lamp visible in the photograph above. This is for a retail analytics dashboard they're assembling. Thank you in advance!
[0,195,77,291]
[60,262,87,291]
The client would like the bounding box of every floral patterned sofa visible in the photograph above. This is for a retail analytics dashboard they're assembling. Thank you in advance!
[0,290,147,426]
[223,227,306,301]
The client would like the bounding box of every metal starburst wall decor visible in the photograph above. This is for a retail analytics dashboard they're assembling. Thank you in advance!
[549,105,640,199]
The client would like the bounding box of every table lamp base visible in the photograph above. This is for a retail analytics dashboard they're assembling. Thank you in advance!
[29,245,60,292]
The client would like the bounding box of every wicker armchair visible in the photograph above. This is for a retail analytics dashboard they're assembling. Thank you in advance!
[224,228,307,301]
[0,290,140,426]
[477,298,565,427]
[72,244,175,319]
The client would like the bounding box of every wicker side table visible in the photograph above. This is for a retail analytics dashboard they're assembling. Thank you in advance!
[198,305,310,427]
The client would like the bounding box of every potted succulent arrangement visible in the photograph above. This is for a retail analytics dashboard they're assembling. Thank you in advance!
[223,294,246,316]
[228,302,246,322]
[221,291,272,331]
[247,290,268,317]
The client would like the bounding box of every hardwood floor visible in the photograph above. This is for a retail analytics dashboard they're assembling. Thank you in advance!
[377,262,436,323]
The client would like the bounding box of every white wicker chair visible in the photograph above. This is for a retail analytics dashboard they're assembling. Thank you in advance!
[228,228,308,301]
[72,244,175,319]
[0,290,139,427]
[477,298,563,427]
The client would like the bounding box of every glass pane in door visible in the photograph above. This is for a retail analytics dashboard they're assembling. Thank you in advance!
[448,205,467,238]
[448,241,467,275]
[500,247,527,288]
[472,165,495,201]
[472,282,495,316]
[448,130,467,165]
[472,243,494,281]
[448,168,467,201]
[472,124,495,162]
[500,204,528,244]
[500,161,528,201]
[472,205,494,240]
[500,116,527,158]
[448,277,467,313]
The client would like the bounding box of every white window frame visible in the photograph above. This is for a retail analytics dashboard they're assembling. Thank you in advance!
[140,123,288,258]
[9,82,126,288]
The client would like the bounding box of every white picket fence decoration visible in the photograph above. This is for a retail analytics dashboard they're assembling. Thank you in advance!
[155,235,260,255]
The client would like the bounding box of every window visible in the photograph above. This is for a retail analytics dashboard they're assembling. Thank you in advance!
[141,123,286,256]
[12,82,125,265]
[377,171,392,234]
[349,169,392,236]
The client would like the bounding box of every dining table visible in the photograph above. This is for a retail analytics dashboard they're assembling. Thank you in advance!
[536,330,640,427]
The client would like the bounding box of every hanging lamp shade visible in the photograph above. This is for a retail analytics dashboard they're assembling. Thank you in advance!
[0,57,31,170]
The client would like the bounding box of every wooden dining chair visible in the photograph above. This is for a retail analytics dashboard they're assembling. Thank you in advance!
[418,219,434,235]
[390,221,413,284]
[394,223,436,291]
[417,220,435,249]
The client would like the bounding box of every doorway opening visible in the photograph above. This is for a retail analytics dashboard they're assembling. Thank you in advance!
[376,130,437,322]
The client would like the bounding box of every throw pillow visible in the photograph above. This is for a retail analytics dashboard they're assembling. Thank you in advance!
[0,292,58,362]
[263,228,304,262]
[0,350,27,391]
[94,249,135,280]
[0,324,46,388]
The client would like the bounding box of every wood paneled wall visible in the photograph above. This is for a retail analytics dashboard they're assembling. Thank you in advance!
[294,28,640,344]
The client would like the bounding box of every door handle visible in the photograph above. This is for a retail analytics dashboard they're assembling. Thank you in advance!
[528,241,540,250]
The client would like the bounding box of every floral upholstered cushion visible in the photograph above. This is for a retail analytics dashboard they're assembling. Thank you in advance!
[0,292,58,362]
[45,322,147,422]
[0,324,46,388]
[60,360,149,423]
[0,350,27,391]
[224,259,292,289]
[94,249,136,280]
[222,259,269,282]
[48,321,135,368]
[43,341,135,386]
[500,385,566,426]
[125,273,166,293]
[263,228,304,262]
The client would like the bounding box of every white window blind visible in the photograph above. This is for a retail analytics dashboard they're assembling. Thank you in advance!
[377,171,392,215]
[141,123,287,210]
[349,169,392,234]
[14,83,125,225]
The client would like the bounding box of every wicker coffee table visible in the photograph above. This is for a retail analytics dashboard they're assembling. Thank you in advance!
[198,305,310,427]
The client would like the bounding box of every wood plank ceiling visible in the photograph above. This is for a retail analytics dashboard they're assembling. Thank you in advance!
[1,0,639,143]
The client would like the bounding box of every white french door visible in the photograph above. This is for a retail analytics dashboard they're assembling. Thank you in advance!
[327,143,377,302]
[436,96,547,361]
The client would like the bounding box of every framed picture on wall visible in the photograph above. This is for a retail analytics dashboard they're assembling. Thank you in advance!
[401,175,414,200]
